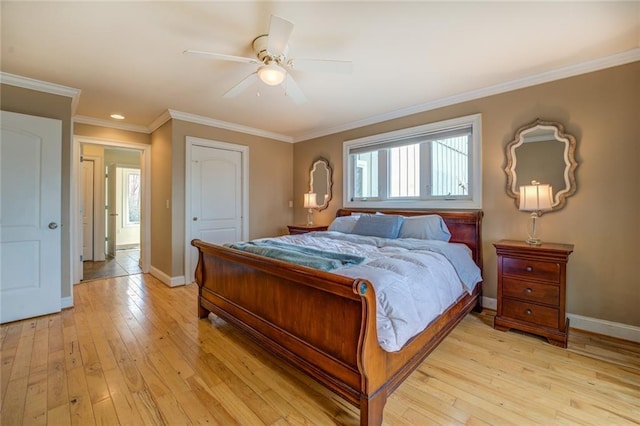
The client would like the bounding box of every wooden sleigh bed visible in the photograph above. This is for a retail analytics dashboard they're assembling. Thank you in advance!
[192,209,483,425]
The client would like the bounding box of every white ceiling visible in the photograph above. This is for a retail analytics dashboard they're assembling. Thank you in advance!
[2,1,639,142]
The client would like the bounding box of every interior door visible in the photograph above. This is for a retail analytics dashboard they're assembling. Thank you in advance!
[1,110,62,323]
[189,145,243,281]
[106,163,117,257]
[81,158,95,261]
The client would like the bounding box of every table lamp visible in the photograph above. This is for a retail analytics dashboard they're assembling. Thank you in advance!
[303,192,317,226]
[519,181,553,245]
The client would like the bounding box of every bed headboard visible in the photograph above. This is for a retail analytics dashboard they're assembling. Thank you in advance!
[336,209,484,274]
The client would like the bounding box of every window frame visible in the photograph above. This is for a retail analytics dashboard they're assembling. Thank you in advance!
[343,113,482,209]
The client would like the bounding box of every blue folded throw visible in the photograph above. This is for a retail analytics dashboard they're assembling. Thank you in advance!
[225,240,365,271]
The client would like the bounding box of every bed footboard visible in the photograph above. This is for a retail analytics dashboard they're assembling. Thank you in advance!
[193,240,378,405]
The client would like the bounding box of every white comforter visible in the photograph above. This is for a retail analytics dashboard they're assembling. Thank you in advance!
[257,232,482,352]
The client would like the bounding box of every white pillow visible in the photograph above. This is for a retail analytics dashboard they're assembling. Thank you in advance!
[327,215,359,233]
[398,215,451,241]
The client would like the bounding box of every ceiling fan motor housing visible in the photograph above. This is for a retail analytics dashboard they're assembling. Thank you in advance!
[252,34,287,64]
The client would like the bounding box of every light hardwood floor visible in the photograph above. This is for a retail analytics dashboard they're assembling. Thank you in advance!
[1,274,639,425]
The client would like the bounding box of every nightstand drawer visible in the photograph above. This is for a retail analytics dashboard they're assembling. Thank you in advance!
[502,299,559,329]
[502,277,559,305]
[502,257,560,283]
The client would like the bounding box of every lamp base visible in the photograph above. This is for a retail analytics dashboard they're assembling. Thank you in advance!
[524,212,542,245]
[525,237,542,245]
[306,208,314,226]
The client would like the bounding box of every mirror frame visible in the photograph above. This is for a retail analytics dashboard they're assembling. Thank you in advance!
[309,158,333,211]
[505,119,578,214]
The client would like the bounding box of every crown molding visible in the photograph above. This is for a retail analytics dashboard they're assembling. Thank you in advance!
[147,110,172,133]
[163,109,293,143]
[292,48,640,143]
[74,115,150,134]
[0,72,81,115]
[74,108,294,142]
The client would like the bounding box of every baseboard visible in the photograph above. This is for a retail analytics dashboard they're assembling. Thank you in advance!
[61,296,73,309]
[150,266,185,287]
[482,296,497,311]
[566,313,640,343]
[482,297,640,343]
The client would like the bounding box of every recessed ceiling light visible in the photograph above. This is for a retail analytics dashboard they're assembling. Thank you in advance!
[110,113,125,120]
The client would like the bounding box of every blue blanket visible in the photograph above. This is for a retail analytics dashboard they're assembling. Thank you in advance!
[225,240,365,271]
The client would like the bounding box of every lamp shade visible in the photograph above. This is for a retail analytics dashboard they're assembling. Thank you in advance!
[519,183,553,212]
[257,62,286,86]
[303,193,317,209]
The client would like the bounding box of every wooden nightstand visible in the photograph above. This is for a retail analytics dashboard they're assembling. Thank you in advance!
[287,224,328,235]
[493,240,574,348]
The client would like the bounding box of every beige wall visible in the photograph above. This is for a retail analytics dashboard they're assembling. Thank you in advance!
[82,143,104,157]
[293,62,640,327]
[1,84,74,299]
[75,122,151,145]
[156,119,294,278]
[150,121,174,275]
[104,147,141,167]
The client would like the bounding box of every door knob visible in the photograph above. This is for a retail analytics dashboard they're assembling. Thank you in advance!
[48,222,58,229]
[193,217,198,221]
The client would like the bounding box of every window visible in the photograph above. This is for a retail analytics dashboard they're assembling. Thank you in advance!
[122,168,141,226]
[344,114,482,209]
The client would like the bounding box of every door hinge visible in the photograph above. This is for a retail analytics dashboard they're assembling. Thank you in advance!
[80,155,84,162]
[80,255,83,261]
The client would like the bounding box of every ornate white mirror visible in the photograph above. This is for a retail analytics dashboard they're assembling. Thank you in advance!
[309,158,332,211]
[505,119,578,214]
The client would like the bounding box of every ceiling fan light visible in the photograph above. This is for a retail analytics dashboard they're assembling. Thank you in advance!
[258,62,286,86]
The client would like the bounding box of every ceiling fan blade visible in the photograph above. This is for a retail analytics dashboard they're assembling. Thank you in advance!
[224,73,259,98]
[267,15,294,56]
[289,58,353,74]
[184,49,260,65]
[283,74,307,105]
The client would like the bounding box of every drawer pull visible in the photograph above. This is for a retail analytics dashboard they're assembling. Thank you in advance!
[525,309,532,315]
[525,287,533,294]
[526,266,533,272]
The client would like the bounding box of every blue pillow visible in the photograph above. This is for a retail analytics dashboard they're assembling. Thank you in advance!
[351,214,404,239]
[327,216,359,233]
[398,215,451,241]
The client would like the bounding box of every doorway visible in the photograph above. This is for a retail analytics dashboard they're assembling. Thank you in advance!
[83,156,142,281]
[73,136,151,284]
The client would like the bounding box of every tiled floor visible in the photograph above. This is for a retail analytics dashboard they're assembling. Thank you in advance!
[82,248,141,281]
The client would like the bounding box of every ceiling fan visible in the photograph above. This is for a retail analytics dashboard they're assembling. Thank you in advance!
[184,15,353,104]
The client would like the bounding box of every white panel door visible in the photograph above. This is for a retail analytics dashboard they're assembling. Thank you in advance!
[1,110,62,323]
[81,159,94,261]
[189,145,243,280]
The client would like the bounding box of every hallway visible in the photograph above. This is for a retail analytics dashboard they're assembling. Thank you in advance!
[82,248,141,281]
